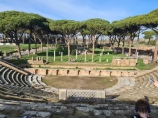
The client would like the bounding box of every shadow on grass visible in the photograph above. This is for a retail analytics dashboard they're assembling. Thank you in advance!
[37,50,62,57]
[94,50,114,54]
[7,59,27,65]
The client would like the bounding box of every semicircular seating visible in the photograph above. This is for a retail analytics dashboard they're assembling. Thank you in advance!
[113,70,158,102]
[0,59,59,102]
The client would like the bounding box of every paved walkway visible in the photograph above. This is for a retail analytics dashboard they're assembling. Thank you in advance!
[105,77,135,95]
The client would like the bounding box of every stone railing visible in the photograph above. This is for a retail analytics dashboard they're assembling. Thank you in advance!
[59,89,105,103]
[24,68,137,77]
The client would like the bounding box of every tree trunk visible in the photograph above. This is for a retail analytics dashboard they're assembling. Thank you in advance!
[92,35,95,62]
[148,38,150,45]
[14,32,22,58]
[73,37,75,49]
[67,41,70,61]
[128,39,132,57]
[22,35,25,44]
[46,37,49,62]
[33,34,37,53]
[41,42,43,52]
[28,30,32,56]
[55,37,57,45]
[122,41,125,54]
[153,38,158,62]
[17,44,22,58]
[117,41,120,53]
[75,37,78,49]
[82,36,85,49]
[109,36,112,49]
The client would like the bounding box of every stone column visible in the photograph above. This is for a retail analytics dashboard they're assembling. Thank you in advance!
[136,52,139,63]
[106,59,108,63]
[99,53,102,62]
[76,50,78,61]
[84,50,87,62]
[54,50,56,61]
[59,89,67,100]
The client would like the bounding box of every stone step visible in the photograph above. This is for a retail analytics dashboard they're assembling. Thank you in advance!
[105,77,135,95]
[0,100,157,118]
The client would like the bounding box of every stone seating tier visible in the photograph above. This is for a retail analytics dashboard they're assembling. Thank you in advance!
[0,63,58,102]
[0,84,58,102]
[0,99,157,117]
[0,59,29,75]
[113,70,158,103]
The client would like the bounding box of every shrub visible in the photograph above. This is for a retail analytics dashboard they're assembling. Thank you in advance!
[55,44,62,51]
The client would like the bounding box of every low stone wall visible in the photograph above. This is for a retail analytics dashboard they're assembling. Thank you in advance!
[111,57,138,67]
[24,68,137,77]
[59,89,105,103]
[27,60,46,65]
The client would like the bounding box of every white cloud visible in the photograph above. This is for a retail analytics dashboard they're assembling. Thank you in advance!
[0,0,130,22]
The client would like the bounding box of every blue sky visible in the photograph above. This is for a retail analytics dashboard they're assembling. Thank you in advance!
[0,0,158,22]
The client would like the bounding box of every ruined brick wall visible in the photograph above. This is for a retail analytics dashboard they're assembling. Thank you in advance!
[27,60,45,65]
[24,68,136,77]
[111,57,137,67]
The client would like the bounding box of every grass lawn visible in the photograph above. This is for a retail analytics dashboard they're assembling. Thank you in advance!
[136,59,158,70]
[43,75,117,89]
[0,44,41,53]
[2,45,157,70]
[21,49,125,64]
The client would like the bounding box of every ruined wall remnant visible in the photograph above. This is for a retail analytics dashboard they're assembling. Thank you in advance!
[111,57,137,67]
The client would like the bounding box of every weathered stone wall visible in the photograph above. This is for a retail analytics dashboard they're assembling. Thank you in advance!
[68,70,78,76]
[111,57,137,66]
[24,68,137,77]
[27,60,46,65]
[143,58,149,64]
[58,69,68,76]
[4,98,158,117]
[100,70,111,76]
[47,69,57,75]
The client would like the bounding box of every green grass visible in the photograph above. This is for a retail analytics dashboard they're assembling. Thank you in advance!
[0,44,41,53]
[2,44,157,70]
[20,49,125,64]
[136,59,158,70]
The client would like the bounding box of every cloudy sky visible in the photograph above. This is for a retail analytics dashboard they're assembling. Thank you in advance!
[0,0,158,22]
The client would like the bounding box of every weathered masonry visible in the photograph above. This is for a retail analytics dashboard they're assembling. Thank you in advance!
[25,68,137,77]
